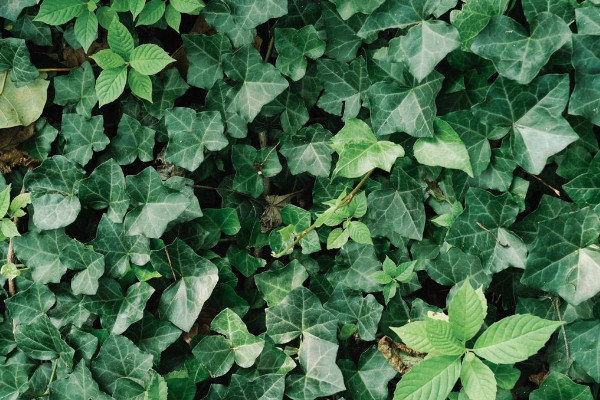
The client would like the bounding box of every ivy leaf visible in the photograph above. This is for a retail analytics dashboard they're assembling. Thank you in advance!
[227,373,285,400]
[324,284,383,341]
[150,239,219,332]
[13,230,70,284]
[471,13,571,85]
[14,315,74,361]
[91,334,153,395]
[328,0,384,19]
[275,25,325,81]
[50,362,113,400]
[211,308,265,368]
[124,167,190,238]
[223,46,289,123]
[321,1,364,62]
[330,119,405,178]
[386,21,460,82]
[91,215,151,278]
[143,68,189,119]
[266,286,338,344]
[61,114,109,166]
[164,108,227,171]
[202,0,287,47]
[111,113,155,166]
[393,355,461,400]
[367,70,443,138]
[530,371,593,400]
[183,33,232,90]
[473,315,562,364]
[316,57,369,121]
[566,321,600,382]
[328,242,383,293]
[280,124,333,177]
[255,260,308,307]
[0,0,37,20]
[232,144,282,197]
[338,347,397,400]
[11,13,53,46]
[53,61,98,118]
[460,352,497,400]
[5,283,55,325]
[0,363,29,400]
[124,312,181,364]
[24,155,85,230]
[63,239,105,296]
[450,0,510,50]
[569,35,600,125]
[414,119,473,177]
[521,208,600,305]
[357,0,428,38]
[0,38,39,87]
[286,333,346,399]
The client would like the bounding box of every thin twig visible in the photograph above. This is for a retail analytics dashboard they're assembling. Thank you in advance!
[272,169,374,258]
[37,67,73,73]
[264,36,275,62]
[165,247,177,281]
[476,222,510,248]
[260,140,280,166]
[554,297,570,372]
[522,169,561,197]
[7,239,15,297]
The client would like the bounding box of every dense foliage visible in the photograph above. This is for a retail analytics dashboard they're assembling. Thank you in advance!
[0,0,599,399]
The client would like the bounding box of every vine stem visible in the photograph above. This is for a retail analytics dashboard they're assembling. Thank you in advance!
[264,36,275,62]
[38,67,73,73]
[554,297,570,372]
[7,239,16,296]
[272,169,374,258]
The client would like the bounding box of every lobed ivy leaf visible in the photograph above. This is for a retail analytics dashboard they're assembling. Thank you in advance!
[61,113,109,166]
[275,25,325,81]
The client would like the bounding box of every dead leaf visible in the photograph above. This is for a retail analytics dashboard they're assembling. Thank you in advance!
[0,124,35,151]
[0,149,40,174]
[377,335,426,374]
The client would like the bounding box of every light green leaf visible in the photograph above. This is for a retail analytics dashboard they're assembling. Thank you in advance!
[171,0,204,13]
[473,314,563,364]
[96,66,127,107]
[91,49,126,69]
[448,279,487,342]
[128,69,153,102]
[129,44,174,75]
[330,119,404,178]
[391,321,434,353]
[471,13,571,85]
[35,0,85,25]
[74,10,98,52]
[165,108,227,171]
[136,0,165,26]
[393,355,462,400]
[414,119,473,177]
[0,71,49,129]
[425,313,465,355]
[107,19,134,58]
[460,352,497,400]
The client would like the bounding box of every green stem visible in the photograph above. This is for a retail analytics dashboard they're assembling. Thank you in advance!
[272,169,374,258]
[264,36,275,62]
[554,297,570,373]
[38,67,73,73]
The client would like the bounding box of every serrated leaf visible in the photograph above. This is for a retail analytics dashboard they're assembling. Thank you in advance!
[460,353,496,400]
[128,69,153,102]
[391,321,434,353]
[473,315,563,364]
[107,19,134,58]
[129,44,174,75]
[96,66,127,107]
[425,314,465,355]
[136,0,165,26]
[448,279,487,341]
[74,10,98,52]
[393,355,461,400]
[35,0,84,25]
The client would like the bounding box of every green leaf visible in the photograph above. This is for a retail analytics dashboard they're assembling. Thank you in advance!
[330,119,405,178]
[0,38,38,87]
[222,45,289,123]
[53,61,97,117]
[165,4,181,31]
[280,124,333,177]
[286,333,346,400]
[473,314,563,364]
[144,68,189,118]
[107,19,134,58]
[11,13,53,47]
[450,0,510,50]
[266,286,338,344]
[460,352,496,400]
[255,260,308,307]
[136,0,165,26]
[35,0,84,25]
[50,362,113,400]
[211,308,265,368]
[63,239,105,295]
[569,35,600,125]
[316,57,369,121]
[327,227,350,249]
[0,71,49,129]
[565,321,600,382]
[347,221,373,245]
[329,0,384,19]
[74,10,98,52]
[5,283,55,325]
[24,155,84,230]
[521,207,600,305]
[471,13,571,85]
[91,334,153,394]
[91,215,151,277]
[84,278,154,334]
[448,279,487,342]
[425,313,465,355]
[96,66,127,107]
[91,49,126,69]
[192,335,235,377]
[414,119,474,177]
[202,0,287,47]
[124,167,190,238]
[391,320,434,353]
[111,113,155,165]
[393,355,462,400]
[183,33,231,90]
[324,284,383,341]
[339,347,397,400]
[129,44,174,75]
[165,108,227,171]
[125,312,182,363]
[386,21,460,82]
[61,113,109,166]
[15,315,74,361]
[232,144,281,197]
[275,25,325,81]
[328,242,383,293]
[0,363,29,400]
[13,230,70,283]
[530,371,593,400]
[151,239,219,331]
[227,373,285,400]
[128,68,154,102]
[0,0,37,20]
[321,1,364,62]
[171,0,204,14]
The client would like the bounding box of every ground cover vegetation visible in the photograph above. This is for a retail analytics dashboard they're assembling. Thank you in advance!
[0,0,598,399]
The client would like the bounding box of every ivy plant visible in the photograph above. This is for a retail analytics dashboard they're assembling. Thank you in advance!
[0,0,598,399]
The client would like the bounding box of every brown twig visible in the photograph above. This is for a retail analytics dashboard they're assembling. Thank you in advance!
[476,222,510,247]
[165,247,177,281]
[554,297,570,373]
[522,169,561,197]
[37,67,73,73]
